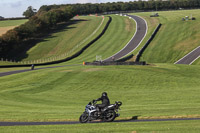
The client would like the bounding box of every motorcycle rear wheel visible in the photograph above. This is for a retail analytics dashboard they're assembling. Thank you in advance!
[79,112,89,123]
[103,110,116,122]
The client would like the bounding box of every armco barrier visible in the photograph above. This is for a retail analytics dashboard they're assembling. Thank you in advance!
[0,16,112,68]
[85,61,146,66]
[136,23,162,62]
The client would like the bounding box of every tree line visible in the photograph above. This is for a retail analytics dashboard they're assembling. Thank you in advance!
[0,6,74,59]
[1,0,200,59]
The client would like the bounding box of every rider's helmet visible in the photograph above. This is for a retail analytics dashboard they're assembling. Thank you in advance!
[102,92,107,97]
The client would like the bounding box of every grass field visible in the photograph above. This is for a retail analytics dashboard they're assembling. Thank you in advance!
[134,9,200,65]
[0,64,200,122]
[0,19,28,36]
[0,120,200,132]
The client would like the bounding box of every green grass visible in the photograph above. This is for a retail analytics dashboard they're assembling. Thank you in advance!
[0,120,200,132]
[0,61,19,65]
[192,57,200,65]
[136,9,200,64]
[0,19,28,27]
[0,64,200,122]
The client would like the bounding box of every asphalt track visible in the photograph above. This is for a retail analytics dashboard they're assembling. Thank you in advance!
[175,46,200,65]
[0,64,81,77]
[0,118,200,126]
[104,15,147,61]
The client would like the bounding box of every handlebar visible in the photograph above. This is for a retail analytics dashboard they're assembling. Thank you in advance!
[115,101,122,107]
[92,100,97,104]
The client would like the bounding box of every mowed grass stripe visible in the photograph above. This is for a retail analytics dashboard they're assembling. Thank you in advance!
[0,64,200,121]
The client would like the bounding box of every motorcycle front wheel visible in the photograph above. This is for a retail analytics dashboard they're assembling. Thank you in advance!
[103,110,116,122]
[79,112,89,123]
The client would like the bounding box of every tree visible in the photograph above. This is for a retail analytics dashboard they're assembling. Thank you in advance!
[23,6,37,18]
[0,16,4,19]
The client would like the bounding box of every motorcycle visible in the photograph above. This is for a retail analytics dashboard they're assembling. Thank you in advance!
[79,100,122,123]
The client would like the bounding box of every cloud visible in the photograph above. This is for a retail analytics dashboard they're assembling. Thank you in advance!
[10,1,22,8]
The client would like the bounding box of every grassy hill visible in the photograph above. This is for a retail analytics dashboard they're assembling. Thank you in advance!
[0,64,199,122]
[133,10,200,65]
[0,19,28,36]
[13,16,107,61]
[61,15,136,64]
[0,16,107,65]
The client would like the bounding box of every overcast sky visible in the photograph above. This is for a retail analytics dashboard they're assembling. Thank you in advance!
[0,0,136,18]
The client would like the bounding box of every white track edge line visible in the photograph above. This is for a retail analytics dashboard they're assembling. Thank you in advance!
[103,15,138,61]
[189,55,200,65]
[103,15,148,61]
[120,15,148,59]
[174,46,200,64]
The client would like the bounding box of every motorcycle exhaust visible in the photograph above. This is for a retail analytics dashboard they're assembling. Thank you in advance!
[116,113,120,117]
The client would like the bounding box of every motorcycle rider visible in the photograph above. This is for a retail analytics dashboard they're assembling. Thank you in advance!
[95,92,110,111]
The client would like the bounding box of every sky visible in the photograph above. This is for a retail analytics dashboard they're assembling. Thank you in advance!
[0,0,134,18]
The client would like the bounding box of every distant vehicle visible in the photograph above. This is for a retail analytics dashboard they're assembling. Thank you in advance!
[79,100,122,123]
[150,13,159,17]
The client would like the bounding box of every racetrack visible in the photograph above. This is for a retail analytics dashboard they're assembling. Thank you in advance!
[1,118,200,126]
[104,15,147,61]
[175,46,200,65]
[0,64,81,77]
